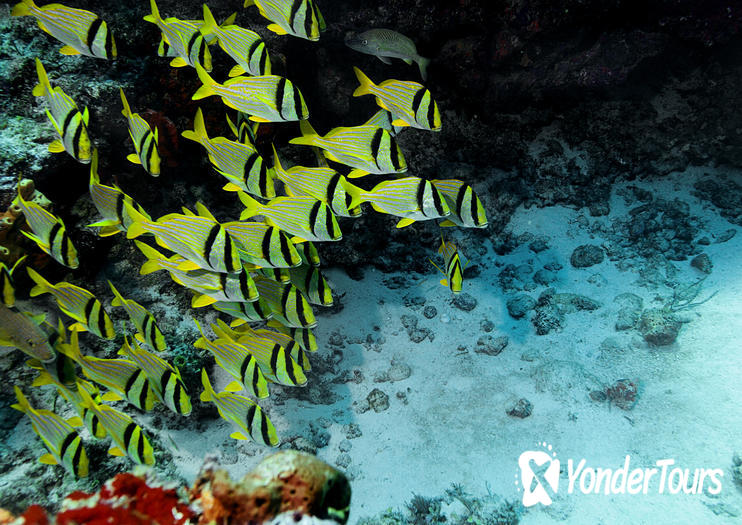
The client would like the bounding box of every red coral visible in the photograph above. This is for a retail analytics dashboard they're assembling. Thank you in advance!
[19,505,49,525]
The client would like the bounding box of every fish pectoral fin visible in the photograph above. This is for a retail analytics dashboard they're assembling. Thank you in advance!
[48,140,66,153]
[68,323,88,333]
[101,391,123,402]
[290,236,307,244]
[98,226,122,237]
[225,381,243,392]
[127,153,142,165]
[391,119,410,127]
[439,219,456,227]
[347,169,369,179]
[228,64,245,77]
[176,260,202,271]
[170,57,188,68]
[396,218,415,228]
[249,115,270,123]
[191,294,217,308]
[108,446,125,457]
[66,416,83,427]
[266,23,288,35]
[133,332,145,344]
[377,56,392,64]
[222,182,244,192]
[440,278,449,287]
[229,431,249,440]
[229,319,246,327]
[403,58,413,65]
[59,45,80,56]
[39,453,58,465]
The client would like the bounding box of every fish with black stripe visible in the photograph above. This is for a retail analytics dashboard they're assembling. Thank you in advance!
[267,322,318,353]
[31,369,107,440]
[200,368,279,446]
[125,203,242,274]
[108,281,166,352]
[12,386,89,477]
[118,337,191,415]
[226,321,310,373]
[76,383,155,465]
[135,240,258,308]
[15,182,78,269]
[238,191,342,243]
[431,179,488,229]
[289,120,406,178]
[295,240,320,267]
[12,0,116,59]
[58,330,156,411]
[272,145,363,217]
[193,63,308,123]
[222,220,302,269]
[254,275,316,328]
[193,319,268,398]
[144,0,212,70]
[212,319,307,386]
[287,263,333,306]
[27,268,114,339]
[362,109,403,137]
[254,266,291,284]
[32,59,92,163]
[1,255,26,307]
[182,108,275,198]
[353,67,441,132]
[213,298,273,326]
[360,176,450,228]
[243,0,325,41]
[88,149,152,237]
[120,89,161,177]
[201,5,271,77]
[430,236,464,294]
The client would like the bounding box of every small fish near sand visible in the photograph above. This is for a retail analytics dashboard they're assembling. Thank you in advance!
[345,28,430,80]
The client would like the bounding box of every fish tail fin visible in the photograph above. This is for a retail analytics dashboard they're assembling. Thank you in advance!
[200,368,213,402]
[134,241,166,275]
[237,191,260,219]
[271,143,284,174]
[26,267,51,297]
[143,0,161,23]
[11,0,34,17]
[57,330,82,363]
[108,280,125,307]
[32,58,51,97]
[119,88,132,118]
[182,108,208,143]
[201,4,218,35]
[31,368,56,387]
[11,386,30,413]
[124,202,149,239]
[352,67,375,97]
[288,120,318,147]
[192,63,216,100]
[417,56,430,81]
[76,381,97,409]
[342,179,365,210]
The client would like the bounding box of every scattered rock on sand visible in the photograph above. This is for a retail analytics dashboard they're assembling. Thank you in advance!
[638,308,682,345]
[507,294,536,319]
[475,335,509,356]
[452,293,477,312]
[691,253,713,274]
[367,389,390,413]
[506,398,533,418]
[570,244,605,268]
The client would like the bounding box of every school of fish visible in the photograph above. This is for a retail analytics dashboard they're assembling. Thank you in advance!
[6,0,488,477]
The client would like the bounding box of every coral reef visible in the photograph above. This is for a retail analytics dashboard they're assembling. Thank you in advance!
[0,178,50,265]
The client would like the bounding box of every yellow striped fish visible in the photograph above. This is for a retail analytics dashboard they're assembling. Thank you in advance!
[360,176,450,228]
[193,63,308,123]
[287,263,333,306]
[136,240,258,307]
[182,108,275,198]
[430,236,464,294]
[267,321,318,352]
[120,89,161,177]
[12,0,116,59]
[125,203,242,274]
[222,220,302,269]
[213,298,273,326]
[238,192,342,243]
[76,384,155,465]
[144,0,211,70]
[212,320,306,386]
[12,387,89,478]
[88,149,152,237]
[27,268,114,338]
[431,179,488,229]
[1,255,26,307]
[228,321,310,372]
[201,5,271,77]
[193,319,268,398]
[200,368,279,446]
[272,145,363,218]
[254,266,291,283]
[32,59,92,163]
[16,186,78,270]
[254,275,316,328]
[289,120,406,178]
[363,109,402,137]
[31,370,107,440]
[119,337,191,415]
[295,240,320,267]
[0,304,55,362]
[226,111,259,145]
[244,0,325,42]
[353,67,441,132]
[108,281,166,352]
[59,330,156,411]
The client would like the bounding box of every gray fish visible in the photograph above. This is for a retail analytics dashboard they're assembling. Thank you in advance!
[345,28,430,80]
